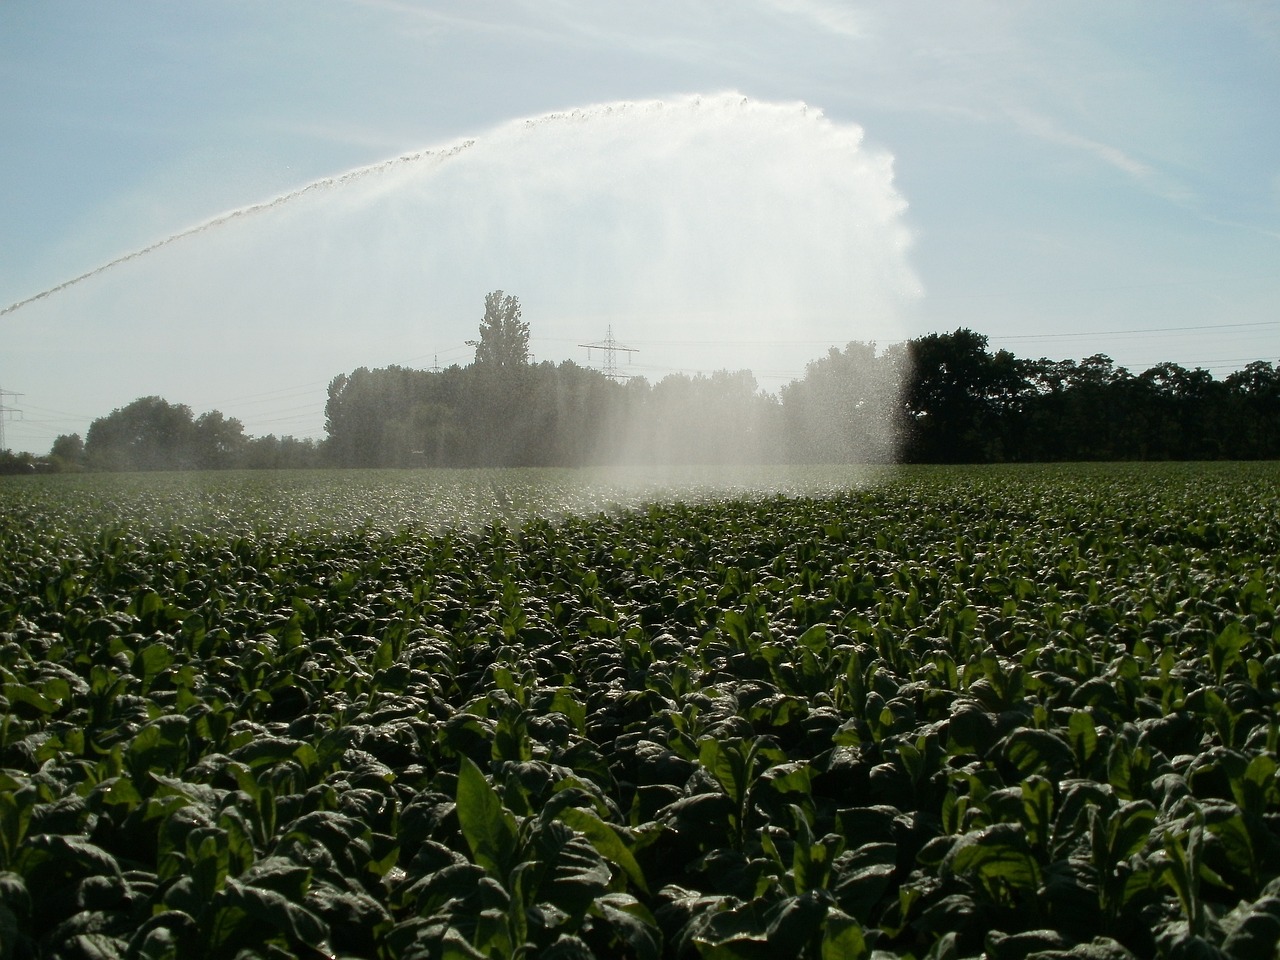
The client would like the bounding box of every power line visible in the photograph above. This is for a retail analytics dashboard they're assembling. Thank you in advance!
[990,320,1279,342]
[0,387,23,453]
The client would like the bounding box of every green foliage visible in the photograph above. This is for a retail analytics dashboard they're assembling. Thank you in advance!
[0,462,1278,957]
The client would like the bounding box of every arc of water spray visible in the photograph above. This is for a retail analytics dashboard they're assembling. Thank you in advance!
[1,140,477,318]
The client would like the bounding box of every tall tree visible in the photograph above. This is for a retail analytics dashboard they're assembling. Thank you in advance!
[84,396,197,471]
[192,410,247,469]
[470,290,530,369]
[780,342,904,463]
[49,433,84,469]
[903,329,1024,462]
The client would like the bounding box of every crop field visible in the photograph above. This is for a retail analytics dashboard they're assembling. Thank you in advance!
[1,463,1278,959]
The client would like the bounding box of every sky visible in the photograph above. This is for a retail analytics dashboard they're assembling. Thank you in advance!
[1,1,1278,453]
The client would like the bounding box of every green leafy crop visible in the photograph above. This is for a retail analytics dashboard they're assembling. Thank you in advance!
[0,462,1277,958]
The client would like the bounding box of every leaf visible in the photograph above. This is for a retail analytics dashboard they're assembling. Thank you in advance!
[218,878,330,952]
[1232,754,1278,815]
[831,843,895,922]
[556,806,648,894]
[821,909,868,960]
[1221,894,1280,960]
[942,824,1041,901]
[1001,728,1074,780]
[127,715,191,777]
[228,736,310,771]
[1210,620,1246,681]
[699,738,749,808]
[1205,809,1258,885]
[455,756,519,879]
[764,891,832,955]
[1,684,56,717]
[540,934,597,960]
[239,855,313,902]
[1106,801,1157,862]
[763,762,813,799]
[132,643,173,691]
[588,894,662,960]
[17,834,122,884]
[59,933,127,959]
[546,688,587,734]
[528,819,612,919]
[1020,776,1055,852]
[835,806,898,847]
[1067,710,1099,769]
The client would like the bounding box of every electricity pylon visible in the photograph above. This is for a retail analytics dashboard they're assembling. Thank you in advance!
[0,387,22,452]
[578,326,638,381]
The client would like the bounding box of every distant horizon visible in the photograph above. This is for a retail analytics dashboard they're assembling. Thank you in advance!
[7,322,1275,458]
[4,4,1277,452]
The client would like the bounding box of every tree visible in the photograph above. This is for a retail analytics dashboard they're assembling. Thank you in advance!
[780,342,904,463]
[49,433,84,470]
[470,290,530,370]
[192,410,246,469]
[902,329,1025,462]
[82,397,250,471]
[84,396,197,471]
[1224,361,1280,458]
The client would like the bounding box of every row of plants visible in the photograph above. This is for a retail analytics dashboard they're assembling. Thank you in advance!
[1,463,1278,958]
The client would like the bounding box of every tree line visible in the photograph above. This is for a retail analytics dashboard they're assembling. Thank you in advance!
[902,328,1280,462]
[12,292,1279,472]
[324,291,900,467]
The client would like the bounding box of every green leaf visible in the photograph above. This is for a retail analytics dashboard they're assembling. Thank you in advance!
[219,878,330,952]
[1020,776,1055,852]
[1106,801,1157,862]
[1221,894,1280,959]
[831,845,895,923]
[1,684,56,717]
[699,738,749,808]
[821,909,868,960]
[1205,809,1258,885]
[528,818,612,919]
[127,715,190,777]
[547,688,587,734]
[588,893,662,960]
[456,756,519,879]
[943,824,1041,901]
[557,806,648,894]
[1001,728,1074,779]
[132,643,173,691]
[1210,620,1246,681]
[229,737,309,771]
[1067,710,1099,769]
[1233,754,1278,815]
[763,762,813,799]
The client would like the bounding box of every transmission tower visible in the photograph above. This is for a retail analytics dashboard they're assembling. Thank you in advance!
[578,325,638,381]
[0,387,23,452]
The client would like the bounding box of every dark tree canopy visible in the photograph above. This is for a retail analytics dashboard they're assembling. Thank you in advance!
[80,396,318,471]
[84,396,204,471]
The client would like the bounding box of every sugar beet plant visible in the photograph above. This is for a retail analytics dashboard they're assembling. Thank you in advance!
[1,463,1279,959]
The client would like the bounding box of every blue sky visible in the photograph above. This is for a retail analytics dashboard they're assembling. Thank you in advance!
[2,1,1278,452]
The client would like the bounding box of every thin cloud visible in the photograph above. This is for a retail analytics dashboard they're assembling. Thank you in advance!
[1006,106,1195,205]
[760,0,864,39]
[338,0,552,42]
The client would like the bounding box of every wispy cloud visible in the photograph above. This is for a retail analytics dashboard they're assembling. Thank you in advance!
[1004,106,1280,245]
[759,0,864,39]
[1007,107,1154,180]
[338,0,553,42]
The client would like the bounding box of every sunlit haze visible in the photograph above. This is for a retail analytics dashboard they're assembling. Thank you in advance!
[2,2,1277,452]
